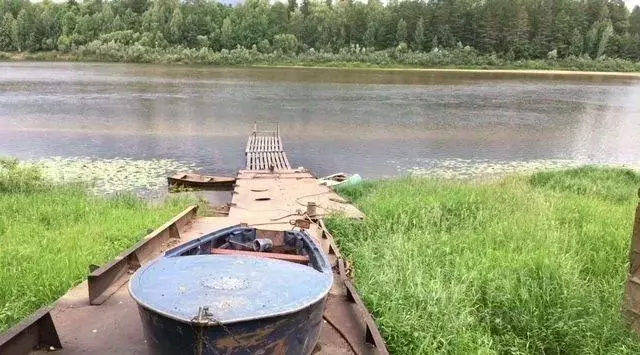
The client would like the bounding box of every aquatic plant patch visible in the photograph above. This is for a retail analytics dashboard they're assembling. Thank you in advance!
[26,156,200,195]
[395,158,640,180]
[328,167,640,354]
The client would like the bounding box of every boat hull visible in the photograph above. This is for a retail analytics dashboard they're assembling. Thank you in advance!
[136,295,327,355]
[167,176,235,190]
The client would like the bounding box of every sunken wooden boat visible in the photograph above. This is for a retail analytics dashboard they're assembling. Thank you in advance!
[128,225,333,355]
[167,173,236,190]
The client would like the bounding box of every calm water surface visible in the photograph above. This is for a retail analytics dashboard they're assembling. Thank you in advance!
[1,62,639,180]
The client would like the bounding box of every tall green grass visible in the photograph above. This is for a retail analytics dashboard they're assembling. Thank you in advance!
[0,159,196,332]
[328,167,640,354]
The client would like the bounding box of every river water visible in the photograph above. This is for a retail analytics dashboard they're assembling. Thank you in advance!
[1,62,639,192]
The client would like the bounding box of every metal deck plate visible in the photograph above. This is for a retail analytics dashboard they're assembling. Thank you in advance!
[128,254,333,324]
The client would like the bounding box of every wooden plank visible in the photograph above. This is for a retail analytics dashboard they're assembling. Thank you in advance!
[281,152,291,169]
[278,153,285,169]
[211,248,310,265]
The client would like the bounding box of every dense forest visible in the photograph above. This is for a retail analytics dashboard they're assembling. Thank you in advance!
[1,0,640,68]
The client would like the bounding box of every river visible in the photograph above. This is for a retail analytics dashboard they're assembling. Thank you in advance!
[1,62,639,193]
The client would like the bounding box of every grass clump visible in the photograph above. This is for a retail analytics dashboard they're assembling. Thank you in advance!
[328,167,640,354]
[0,159,196,332]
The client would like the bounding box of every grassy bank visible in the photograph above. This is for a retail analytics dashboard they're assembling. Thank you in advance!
[0,158,197,332]
[3,45,640,73]
[328,167,640,354]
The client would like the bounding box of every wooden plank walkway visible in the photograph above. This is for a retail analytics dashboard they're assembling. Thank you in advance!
[245,131,291,170]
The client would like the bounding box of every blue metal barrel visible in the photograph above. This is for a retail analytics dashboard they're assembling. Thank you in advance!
[128,254,333,355]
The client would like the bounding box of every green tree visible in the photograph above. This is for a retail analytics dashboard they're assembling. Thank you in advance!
[14,8,33,51]
[0,12,14,51]
[586,0,609,26]
[568,28,583,56]
[169,7,183,44]
[630,6,640,36]
[287,0,296,16]
[596,20,613,58]
[269,2,288,37]
[220,16,232,49]
[273,33,297,53]
[61,11,77,36]
[112,15,125,32]
[413,16,424,51]
[101,3,115,33]
[38,6,57,50]
[364,20,376,48]
[396,18,406,44]
[608,0,629,35]
[288,9,304,42]
[150,0,177,39]
[300,0,309,18]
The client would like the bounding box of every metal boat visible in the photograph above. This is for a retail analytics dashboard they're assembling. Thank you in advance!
[128,225,333,355]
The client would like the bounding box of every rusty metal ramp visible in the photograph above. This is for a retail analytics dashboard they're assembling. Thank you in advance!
[1,209,387,355]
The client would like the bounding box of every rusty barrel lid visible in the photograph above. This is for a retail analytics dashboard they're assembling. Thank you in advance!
[128,254,333,325]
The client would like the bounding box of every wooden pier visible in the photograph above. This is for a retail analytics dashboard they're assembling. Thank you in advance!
[2,124,386,355]
[245,123,291,170]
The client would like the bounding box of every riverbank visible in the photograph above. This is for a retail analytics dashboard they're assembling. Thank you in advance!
[0,158,198,332]
[328,167,640,354]
[3,46,640,74]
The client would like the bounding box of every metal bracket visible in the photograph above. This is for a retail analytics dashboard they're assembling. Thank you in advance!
[0,305,62,354]
[88,205,198,305]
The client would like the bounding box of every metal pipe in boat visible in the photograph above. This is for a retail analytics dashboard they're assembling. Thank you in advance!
[253,238,273,252]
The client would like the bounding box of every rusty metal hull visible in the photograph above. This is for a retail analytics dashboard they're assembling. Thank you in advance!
[136,295,327,355]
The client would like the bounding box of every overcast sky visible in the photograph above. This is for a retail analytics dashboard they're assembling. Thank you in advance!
[628,0,640,9]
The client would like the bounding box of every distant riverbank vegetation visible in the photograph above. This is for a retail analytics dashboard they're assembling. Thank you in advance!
[1,0,640,71]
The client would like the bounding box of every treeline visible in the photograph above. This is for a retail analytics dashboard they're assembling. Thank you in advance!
[1,0,640,64]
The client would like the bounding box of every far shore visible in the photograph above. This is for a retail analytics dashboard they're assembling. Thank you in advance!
[3,51,640,78]
[254,64,640,77]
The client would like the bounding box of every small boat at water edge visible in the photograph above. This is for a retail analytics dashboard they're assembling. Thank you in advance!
[318,172,363,188]
[128,225,333,355]
[167,173,236,190]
